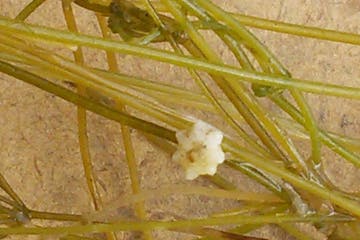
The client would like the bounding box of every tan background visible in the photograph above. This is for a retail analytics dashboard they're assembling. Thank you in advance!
[0,0,360,239]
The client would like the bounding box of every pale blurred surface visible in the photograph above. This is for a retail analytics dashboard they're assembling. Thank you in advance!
[0,0,359,239]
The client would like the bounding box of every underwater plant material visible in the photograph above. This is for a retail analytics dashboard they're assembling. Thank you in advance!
[89,0,111,6]
[172,120,225,180]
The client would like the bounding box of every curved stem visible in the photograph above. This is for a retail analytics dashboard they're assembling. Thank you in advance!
[133,0,360,45]
[143,0,272,158]
[188,0,321,176]
[15,0,47,21]
[163,0,297,164]
[272,95,360,168]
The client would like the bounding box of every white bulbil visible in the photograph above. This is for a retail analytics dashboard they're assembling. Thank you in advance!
[172,120,225,180]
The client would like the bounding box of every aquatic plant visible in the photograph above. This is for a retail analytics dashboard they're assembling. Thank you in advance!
[0,0,359,239]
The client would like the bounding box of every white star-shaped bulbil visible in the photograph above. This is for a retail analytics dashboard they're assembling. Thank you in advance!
[172,120,225,180]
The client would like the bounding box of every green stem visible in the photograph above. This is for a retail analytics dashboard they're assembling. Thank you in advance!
[0,174,26,210]
[225,161,287,200]
[147,0,271,158]
[0,35,187,131]
[85,68,360,153]
[187,0,320,175]
[15,0,47,21]
[227,147,360,217]
[290,91,321,167]
[62,0,101,212]
[0,60,176,142]
[134,0,360,45]
[164,0,293,163]
[232,13,360,46]
[272,95,360,168]
[73,0,110,13]
[0,214,351,235]
[1,18,360,99]
[29,210,83,222]
[191,0,355,172]
[96,13,152,240]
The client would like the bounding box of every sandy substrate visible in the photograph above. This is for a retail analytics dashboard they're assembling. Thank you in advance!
[0,0,359,239]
